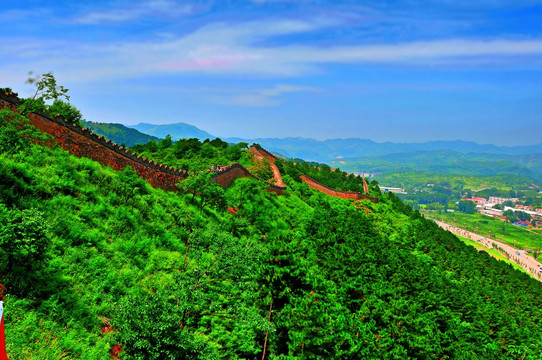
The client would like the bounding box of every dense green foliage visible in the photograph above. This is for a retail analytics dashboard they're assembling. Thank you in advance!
[1,108,542,359]
[129,136,250,172]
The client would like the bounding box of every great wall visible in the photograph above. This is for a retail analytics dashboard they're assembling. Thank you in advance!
[0,91,376,202]
[300,174,378,203]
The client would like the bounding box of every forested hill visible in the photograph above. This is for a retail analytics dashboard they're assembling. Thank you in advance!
[132,122,215,141]
[1,100,542,359]
[81,120,160,147]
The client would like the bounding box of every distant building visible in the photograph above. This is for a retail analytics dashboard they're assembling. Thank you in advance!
[480,208,503,217]
[488,196,518,204]
[380,186,406,194]
[463,197,487,205]
[353,172,375,178]
[488,196,509,204]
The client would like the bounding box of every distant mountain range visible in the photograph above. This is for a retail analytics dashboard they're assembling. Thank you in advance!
[225,137,542,163]
[118,121,542,180]
[122,122,542,161]
[131,122,214,141]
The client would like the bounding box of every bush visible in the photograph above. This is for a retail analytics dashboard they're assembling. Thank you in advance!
[0,205,50,296]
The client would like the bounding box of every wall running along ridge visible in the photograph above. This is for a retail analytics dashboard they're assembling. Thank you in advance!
[300,174,378,203]
[1,92,366,200]
[0,92,286,194]
[250,145,376,202]
[249,146,286,188]
[0,93,186,191]
[210,162,285,195]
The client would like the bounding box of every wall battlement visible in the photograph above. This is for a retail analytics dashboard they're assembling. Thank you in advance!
[2,91,371,201]
[300,174,378,203]
[249,146,286,188]
[0,92,285,194]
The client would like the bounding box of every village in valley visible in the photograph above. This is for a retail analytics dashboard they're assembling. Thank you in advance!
[461,195,542,228]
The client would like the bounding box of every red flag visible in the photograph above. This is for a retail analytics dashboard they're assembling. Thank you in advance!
[227,206,238,214]
[0,301,7,360]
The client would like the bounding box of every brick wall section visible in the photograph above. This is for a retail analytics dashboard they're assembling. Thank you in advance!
[0,93,285,194]
[249,146,286,188]
[255,145,280,161]
[300,174,378,203]
[211,162,285,195]
[211,163,251,188]
[1,94,187,192]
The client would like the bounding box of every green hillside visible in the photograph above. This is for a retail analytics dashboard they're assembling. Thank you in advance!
[81,120,160,147]
[339,150,542,180]
[1,107,542,359]
[131,122,215,141]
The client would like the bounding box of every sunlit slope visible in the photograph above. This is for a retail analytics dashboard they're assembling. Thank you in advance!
[1,117,542,359]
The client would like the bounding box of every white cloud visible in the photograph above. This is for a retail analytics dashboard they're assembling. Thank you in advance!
[226,84,320,106]
[3,17,542,86]
[72,0,197,24]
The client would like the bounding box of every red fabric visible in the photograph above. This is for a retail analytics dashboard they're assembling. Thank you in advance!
[0,313,7,360]
[228,206,238,214]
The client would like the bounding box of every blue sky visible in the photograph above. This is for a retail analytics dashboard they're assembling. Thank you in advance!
[2,0,542,145]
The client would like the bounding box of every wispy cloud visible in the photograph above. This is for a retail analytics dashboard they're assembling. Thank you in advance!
[72,0,200,24]
[121,84,321,106]
[3,17,542,86]
[226,84,320,106]
[0,7,52,21]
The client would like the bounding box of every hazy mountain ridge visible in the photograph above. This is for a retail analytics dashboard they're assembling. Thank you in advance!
[122,122,542,161]
[226,137,542,162]
[132,122,215,141]
[119,122,542,179]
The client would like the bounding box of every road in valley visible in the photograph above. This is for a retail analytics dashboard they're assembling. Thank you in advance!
[434,220,542,281]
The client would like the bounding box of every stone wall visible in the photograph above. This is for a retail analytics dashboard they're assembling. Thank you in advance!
[0,93,186,192]
[300,175,378,203]
[0,93,286,194]
[249,146,286,188]
[211,162,285,195]
[211,163,251,188]
[3,91,374,201]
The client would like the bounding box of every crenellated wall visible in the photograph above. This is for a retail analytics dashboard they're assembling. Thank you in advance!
[300,174,378,203]
[0,93,188,192]
[2,91,369,201]
[249,146,286,188]
[0,92,286,194]
[211,163,251,188]
[211,161,285,195]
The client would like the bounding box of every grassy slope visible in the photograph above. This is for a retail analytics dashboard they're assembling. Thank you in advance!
[2,134,542,358]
